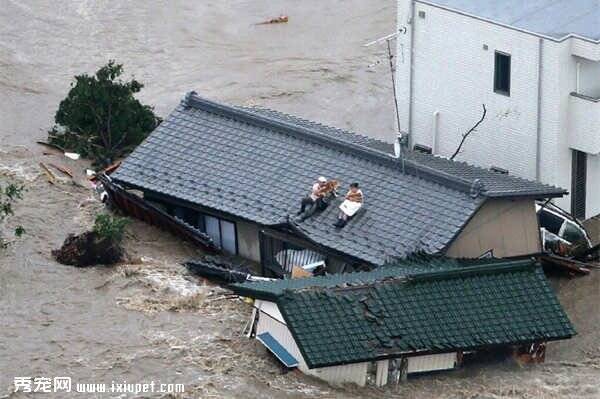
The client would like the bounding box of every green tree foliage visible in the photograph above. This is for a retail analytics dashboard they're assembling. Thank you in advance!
[93,213,129,244]
[0,183,24,248]
[48,60,161,166]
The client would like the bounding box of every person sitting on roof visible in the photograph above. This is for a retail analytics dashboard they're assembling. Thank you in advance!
[297,177,340,219]
[334,182,363,228]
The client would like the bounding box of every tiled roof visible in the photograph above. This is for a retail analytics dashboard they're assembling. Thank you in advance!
[231,253,506,300]
[112,93,564,265]
[246,106,566,199]
[270,260,575,368]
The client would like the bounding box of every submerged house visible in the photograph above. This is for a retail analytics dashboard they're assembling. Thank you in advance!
[111,92,566,276]
[231,257,575,386]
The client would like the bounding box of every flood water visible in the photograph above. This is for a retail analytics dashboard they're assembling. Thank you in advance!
[1,1,599,398]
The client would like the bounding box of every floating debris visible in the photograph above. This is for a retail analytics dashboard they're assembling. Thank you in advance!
[255,15,289,25]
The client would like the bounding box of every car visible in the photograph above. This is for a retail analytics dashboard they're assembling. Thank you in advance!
[536,202,592,254]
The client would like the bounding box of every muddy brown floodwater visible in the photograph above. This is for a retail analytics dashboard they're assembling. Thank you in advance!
[0,1,599,398]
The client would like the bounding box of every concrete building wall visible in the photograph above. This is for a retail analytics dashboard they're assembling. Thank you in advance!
[446,199,541,258]
[237,221,261,262]
[398,1,542,178]
[396,0,600,218]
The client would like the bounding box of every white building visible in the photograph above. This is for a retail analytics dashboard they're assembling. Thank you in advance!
[396,0,600,219]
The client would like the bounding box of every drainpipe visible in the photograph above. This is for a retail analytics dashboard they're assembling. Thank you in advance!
[407,0,416,148]
[535,37,543,181]
[431,110,440,154]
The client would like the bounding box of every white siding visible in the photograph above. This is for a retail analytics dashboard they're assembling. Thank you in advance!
[254,301,370,386]
[255,300,285,323]
[376,360,389,386]
[407,353,458,374]
[397,0,600,218]
[308,363,368,387]
[586,154,600,217]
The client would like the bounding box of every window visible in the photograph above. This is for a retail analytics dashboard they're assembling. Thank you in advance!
[538,209,564,235]
[220,220,237,254]
[203,215,237,254]
[561,221,587,245]
[571,150,587,219]
[494,51,511,96]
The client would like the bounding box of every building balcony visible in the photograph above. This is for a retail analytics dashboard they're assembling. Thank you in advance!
[568,92,600,155]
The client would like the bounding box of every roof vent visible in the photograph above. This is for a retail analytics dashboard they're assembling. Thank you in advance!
[490,166,509,174]
[413,144,432,154]
[470,179,484,198]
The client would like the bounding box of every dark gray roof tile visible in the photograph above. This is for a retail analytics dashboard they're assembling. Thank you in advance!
[112,93,564,265]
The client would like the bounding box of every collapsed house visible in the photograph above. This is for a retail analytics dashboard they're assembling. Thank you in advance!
[230,257,575,386]
[110,92,567,277]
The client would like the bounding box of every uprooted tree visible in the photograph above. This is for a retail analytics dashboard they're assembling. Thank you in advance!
[53,213,129,267]
[0,182,24,249]
[48,60,161,167]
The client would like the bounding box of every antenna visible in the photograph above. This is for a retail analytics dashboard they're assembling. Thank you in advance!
[364,31,403,142]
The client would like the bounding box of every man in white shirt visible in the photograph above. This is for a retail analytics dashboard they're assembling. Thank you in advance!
[297,176,328,216]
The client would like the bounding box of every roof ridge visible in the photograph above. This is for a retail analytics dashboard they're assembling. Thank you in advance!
[183,92,480,196]
[405,258,536,282]
[280,260,537,298]
[241,105,393,152]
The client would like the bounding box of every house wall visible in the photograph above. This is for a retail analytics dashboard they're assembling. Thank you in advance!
[254,301,369,386]
[446,198,541,258]
[397,0,600,218]
[237,221,261,262]
[254,301,460,387]
[407,353,457,374]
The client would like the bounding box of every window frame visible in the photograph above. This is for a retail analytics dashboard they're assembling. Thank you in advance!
[493,51,511,96]
[199,213,238,255]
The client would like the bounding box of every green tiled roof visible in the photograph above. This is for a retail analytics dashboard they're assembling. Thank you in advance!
[230,254,507,300]
[237,260,575,368]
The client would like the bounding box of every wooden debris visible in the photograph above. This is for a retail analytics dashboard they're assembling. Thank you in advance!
[255,15,289,25]
[36,141,64,154]
[292,265,312,279]
[48,163,74,178]
[88,161,121,182]
[39,162,57,184]
[538,254,591,275]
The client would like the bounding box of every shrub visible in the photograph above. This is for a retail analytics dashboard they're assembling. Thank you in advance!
[48,60,161,166]
[1,183,24,248]
[93,213,128,243]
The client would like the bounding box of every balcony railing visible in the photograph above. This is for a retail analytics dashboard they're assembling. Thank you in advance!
[568,92,600,155]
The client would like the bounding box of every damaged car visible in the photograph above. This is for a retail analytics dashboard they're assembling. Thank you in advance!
[536,203,592,256]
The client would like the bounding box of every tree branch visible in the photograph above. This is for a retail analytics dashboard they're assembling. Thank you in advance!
[450,104,487,161]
